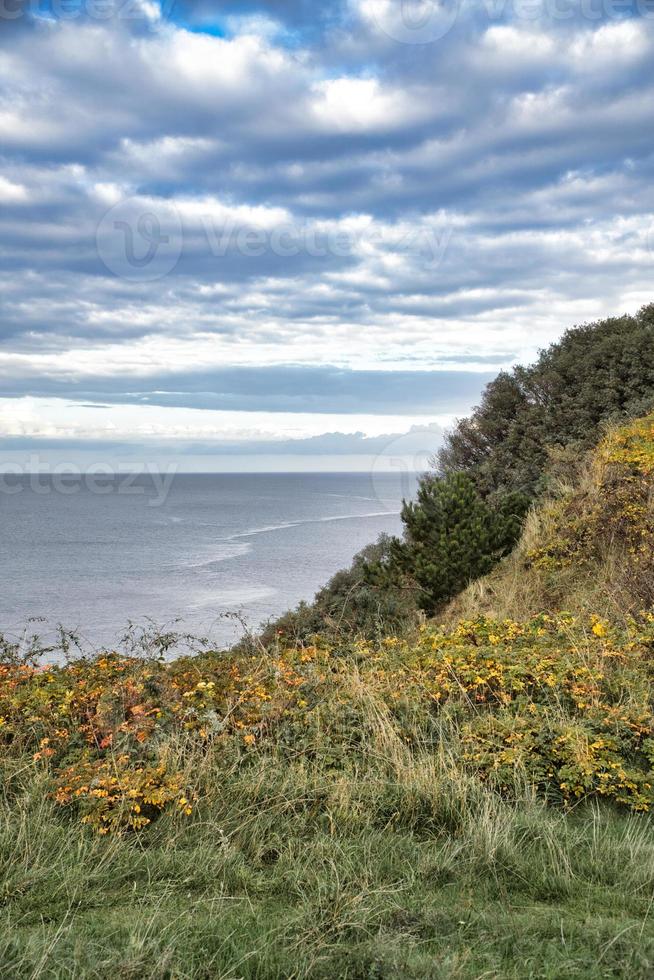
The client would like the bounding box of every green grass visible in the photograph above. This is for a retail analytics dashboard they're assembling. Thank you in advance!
[2,749,653,979]
[5,413,654,976]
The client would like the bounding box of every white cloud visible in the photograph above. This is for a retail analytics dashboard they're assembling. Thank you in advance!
[479,25,556,63]
[0,175,28,203]
[2,7,654,463]
[0,396,440,444]
[310,76,428,132]
[569,20,651,69]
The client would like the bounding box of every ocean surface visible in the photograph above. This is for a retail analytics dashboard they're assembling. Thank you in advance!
[0,471,415,653]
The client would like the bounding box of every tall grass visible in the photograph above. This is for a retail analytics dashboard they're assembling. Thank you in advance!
[3,415,654,976]
[445,416,654,626]
[1,732,654,978]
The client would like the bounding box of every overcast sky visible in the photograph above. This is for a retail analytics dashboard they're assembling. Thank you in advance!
[1,1,653,471]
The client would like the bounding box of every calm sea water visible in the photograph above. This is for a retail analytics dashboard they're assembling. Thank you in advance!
[0,472,414,652]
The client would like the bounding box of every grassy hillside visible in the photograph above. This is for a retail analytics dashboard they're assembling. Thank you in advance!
[3,415,654,977]
[446,413,654,625]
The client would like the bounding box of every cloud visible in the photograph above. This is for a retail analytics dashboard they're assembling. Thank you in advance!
[0,366,495,414]
[0,175,29,203]
[0,422,444,457]
[1,4,654,463]
[0,395,447,475]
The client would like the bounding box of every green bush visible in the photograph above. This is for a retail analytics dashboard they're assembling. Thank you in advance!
[369,473,526,614]
[439,304,654,499]
[258,535,418,646]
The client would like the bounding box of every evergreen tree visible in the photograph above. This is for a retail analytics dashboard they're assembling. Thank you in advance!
[438,305,654,499]
[266,305,654,638]
[376,473,526,615]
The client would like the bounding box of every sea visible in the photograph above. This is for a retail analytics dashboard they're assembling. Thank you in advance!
[0,471,417,655]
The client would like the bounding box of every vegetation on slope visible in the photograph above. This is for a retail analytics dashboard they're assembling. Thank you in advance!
[4,318,654,976]
[448,413,654,624]
[270,306,654,641]
[369,472,527,615]
[5,610,654,833]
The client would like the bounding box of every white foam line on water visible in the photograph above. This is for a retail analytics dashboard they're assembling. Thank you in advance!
[228,510,401,541]
[170,541,253,570]
[318,493,379,502]
[164,511,401,574]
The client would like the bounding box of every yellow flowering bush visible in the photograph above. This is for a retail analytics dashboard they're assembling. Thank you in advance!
[0,648,308,831]
[527,414,654,588]
[2,611,654,828]
[373,615,654,810]
[53,756,190,833]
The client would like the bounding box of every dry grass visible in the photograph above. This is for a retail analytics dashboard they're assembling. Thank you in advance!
[2,721,654,978]
[444,417,654,626]
[4,415,654,975]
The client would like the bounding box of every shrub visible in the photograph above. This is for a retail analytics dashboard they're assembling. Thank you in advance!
[369,473,526,615]
[4,610,654,828]
[259,535,419,645]
[439,304,654,499]
[53,756,189,833]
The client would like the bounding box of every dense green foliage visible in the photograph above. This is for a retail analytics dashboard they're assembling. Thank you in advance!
[439,304,654,499]
[371,473,526,614]
[267,306,654,636]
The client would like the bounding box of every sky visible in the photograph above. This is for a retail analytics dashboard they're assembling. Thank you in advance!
[1,0,653,472]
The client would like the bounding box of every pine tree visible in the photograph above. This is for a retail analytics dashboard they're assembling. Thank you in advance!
[379,473,525,615]
[438,305,654,499]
